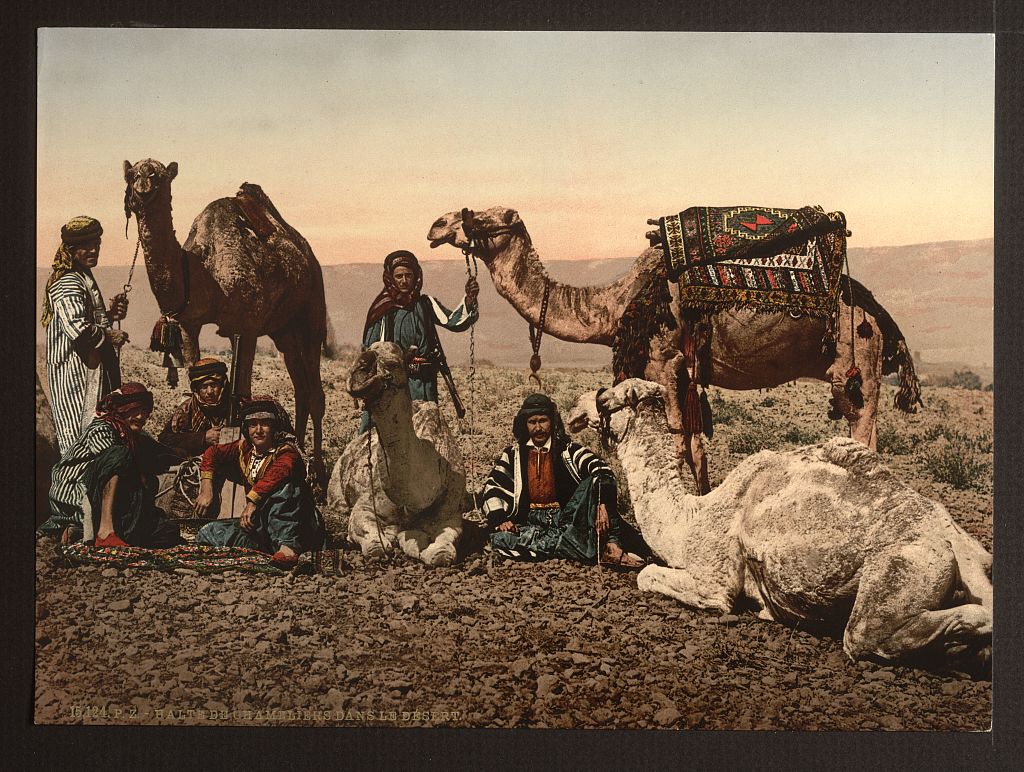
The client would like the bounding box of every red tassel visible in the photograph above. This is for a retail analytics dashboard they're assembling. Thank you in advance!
[682,381,703,435]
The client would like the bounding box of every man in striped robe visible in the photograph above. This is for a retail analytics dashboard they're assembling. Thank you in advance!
[40,383,181,546]
[481,393,644,567]
[359,250,479,432]
[41,216,129,454]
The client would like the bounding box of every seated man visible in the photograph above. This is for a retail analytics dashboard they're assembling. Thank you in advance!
[158,357,232,457]
[193,396,323,568]
[481,393,644,567]
[41,383,182,548]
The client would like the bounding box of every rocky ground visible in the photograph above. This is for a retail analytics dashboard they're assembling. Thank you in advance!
[34,347,992,729]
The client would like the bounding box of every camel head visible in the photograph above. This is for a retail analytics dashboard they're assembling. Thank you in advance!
[123,158,178,217]
[427,206,525,265]
[348,341,418,406]
[567,378,667,447]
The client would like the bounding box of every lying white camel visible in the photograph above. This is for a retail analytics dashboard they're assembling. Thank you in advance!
[327,342,465,566]
[568,379,992,674]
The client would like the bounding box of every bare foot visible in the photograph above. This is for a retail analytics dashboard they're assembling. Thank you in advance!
[601,542,644,568]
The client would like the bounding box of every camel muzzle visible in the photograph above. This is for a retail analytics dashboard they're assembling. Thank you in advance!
[348,351,386,402]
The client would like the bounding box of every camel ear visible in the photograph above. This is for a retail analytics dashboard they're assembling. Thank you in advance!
[123,160,133,183]
[167,162,178,180]
[625,383,639,408]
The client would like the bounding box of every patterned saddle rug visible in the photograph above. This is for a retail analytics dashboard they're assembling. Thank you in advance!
[58,542,345,576]
[653,204,848,316]
[60,543,289,575]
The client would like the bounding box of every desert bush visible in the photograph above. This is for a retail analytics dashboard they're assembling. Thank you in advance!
[877,424,914,455]
[710,392,753,426]
[781,425,824,445]
[931,369,984,390]
[758,395,776,408]
[923,445,991,491]
[727,421,779,454]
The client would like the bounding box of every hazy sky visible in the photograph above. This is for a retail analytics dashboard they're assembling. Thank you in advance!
[37,29,993,267]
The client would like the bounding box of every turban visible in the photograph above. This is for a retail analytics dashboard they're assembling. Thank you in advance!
[95,382,154,462]
[364,250,424,332]
[512,393,565,445]
[41,216,104,327]
[188,357,228,387]
[61,215,103,245]
[97,382,154,419]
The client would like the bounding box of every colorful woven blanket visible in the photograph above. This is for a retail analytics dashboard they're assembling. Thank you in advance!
[655,205,848,316]
[59,543,288,575]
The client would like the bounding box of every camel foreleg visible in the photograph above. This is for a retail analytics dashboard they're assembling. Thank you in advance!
[347,498,400,560]
[233,335,258,398]
[180,323,202,366]
[398,497,463,567]
[843,537,992,676]
[637,562,739,615]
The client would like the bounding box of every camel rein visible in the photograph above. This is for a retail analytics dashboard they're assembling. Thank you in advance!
[462,243,480,486]
[460,213,550,387]
[595,390,666,448]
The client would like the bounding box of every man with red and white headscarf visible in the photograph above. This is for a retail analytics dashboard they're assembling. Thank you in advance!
[359,249,479,432]
[40,383,181,547]
[193,396,323,568]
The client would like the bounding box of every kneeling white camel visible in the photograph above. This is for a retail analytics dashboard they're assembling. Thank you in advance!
[327,342,465,566]
[568,379,992,674]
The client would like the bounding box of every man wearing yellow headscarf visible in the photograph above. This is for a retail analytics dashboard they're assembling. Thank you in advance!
[41,216,130,453]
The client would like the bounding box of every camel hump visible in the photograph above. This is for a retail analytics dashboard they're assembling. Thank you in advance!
[234,182,300,241]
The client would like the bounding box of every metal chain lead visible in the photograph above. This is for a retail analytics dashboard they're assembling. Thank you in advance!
[463,245,479,488]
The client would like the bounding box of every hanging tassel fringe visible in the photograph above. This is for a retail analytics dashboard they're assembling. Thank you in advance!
[682,381,703,435]
[844,366,864,408]
[150,315,185,386]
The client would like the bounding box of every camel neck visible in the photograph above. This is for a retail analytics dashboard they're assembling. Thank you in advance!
[370,388,440,510]
[616,404,694,534]
[136,189,186,312]
[485,234,656,346]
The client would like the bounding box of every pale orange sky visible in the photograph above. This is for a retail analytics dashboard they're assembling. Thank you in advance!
[37,29,994,267]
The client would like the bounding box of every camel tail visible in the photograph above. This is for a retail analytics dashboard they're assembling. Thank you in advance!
[848,277,923,413]
[322,314,341,359]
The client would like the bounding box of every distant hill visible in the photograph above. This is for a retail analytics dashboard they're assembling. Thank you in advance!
[35,238,992,373]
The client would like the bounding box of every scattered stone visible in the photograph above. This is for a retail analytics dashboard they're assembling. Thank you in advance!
[108,599,132,612]
[234,604,255,617]
[101,568,118,578]
[654,706,682,727]
[536,674,558,699]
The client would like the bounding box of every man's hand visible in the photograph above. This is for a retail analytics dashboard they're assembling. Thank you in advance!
[204,428,222,446]
[105,328,129,348]
[108,293,129,322]
[496,520,518,533]
[595,503,610,537]
[465,276,480,305]
[193,480,215,518]
[239,501,257,532]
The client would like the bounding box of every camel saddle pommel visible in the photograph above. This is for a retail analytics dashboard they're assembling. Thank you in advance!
[234,183,279,241]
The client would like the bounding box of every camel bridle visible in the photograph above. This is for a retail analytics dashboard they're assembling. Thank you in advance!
[595,388,665,448]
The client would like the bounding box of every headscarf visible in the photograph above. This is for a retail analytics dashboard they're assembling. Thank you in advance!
[240,395,297,449]
[188,357,228,389]
[512,393,566,446]
[363,250,424,333]
[96,382,154,462]
[176,358,230,432]
[41,216,104,328]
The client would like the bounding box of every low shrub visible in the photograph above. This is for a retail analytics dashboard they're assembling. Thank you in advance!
[923,445,991,491]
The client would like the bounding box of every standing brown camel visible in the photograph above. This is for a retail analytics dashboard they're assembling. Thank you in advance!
[123,158,331,486]
[428,206,921,495]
